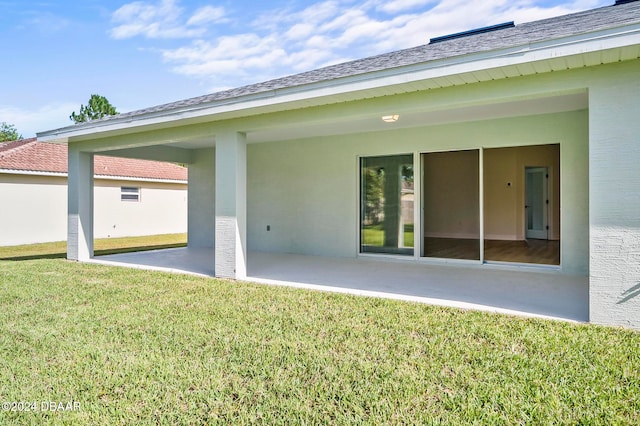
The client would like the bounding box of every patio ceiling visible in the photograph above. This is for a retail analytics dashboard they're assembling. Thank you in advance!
[88,89,587,162]
[242,91,588,145]
[150,90,587,150]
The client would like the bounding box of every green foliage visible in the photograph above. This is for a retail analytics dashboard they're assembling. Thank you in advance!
[0,122,22,142]
[70,94,118,124]
[363,167,384,225]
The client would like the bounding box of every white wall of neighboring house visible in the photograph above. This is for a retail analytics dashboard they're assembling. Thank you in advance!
[0,173,187,246]
[94,178,187,238]
[0,173,68,246]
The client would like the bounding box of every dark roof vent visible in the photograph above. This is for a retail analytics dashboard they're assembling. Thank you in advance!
[429,21,515,44]
[615,0,638,5]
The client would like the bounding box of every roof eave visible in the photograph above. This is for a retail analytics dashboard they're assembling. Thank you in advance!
[0,168,186,183]
[37,21,640,144]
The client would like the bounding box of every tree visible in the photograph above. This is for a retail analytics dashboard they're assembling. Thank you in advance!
[70,94,118,124]
[363,167,384,225]
[0,122,22,142]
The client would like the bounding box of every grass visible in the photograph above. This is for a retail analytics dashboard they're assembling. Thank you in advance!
[0,257,638,424]
[0,234,640,425]
[0,233,187,260]
[362,224,414,248]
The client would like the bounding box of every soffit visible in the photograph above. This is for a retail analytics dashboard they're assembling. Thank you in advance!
[165,92,587,147]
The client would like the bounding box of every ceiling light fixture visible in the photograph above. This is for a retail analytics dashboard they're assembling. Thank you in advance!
[381,114,399,123]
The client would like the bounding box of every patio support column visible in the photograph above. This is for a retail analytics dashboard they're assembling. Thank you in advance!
[214,131,247,279]
[67,145,94,261]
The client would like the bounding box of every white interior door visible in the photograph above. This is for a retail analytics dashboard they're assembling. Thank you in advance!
[525,167,549,240]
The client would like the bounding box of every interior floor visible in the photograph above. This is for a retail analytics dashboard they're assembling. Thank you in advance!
[424,237,560,265]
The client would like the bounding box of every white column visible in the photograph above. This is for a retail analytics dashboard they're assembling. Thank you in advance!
[67,146,94,261]
[215,131,247,279]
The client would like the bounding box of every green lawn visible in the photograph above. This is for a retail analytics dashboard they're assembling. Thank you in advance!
[362,224,414,248]
[0,233,187,260]
[0,257,638,424]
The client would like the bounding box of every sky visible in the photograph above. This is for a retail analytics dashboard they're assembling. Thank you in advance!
[0,0,610,137]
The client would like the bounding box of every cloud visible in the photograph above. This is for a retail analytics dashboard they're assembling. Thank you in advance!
[186,6,226,26]
[111,0,611,91]
[109,0,227,39]
[162,35,290,84]
[0,102,79,138]
[378,0,438,14]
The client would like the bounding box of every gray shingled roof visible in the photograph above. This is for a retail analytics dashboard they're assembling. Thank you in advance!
[64,2,640,127]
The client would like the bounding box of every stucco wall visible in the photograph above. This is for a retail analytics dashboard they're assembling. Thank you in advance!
[0,174,69,245]
[93,179,187,238]
[247,139,355,257]
[0,174,187,246]
[589,60,640,329]
[247,109,588,274]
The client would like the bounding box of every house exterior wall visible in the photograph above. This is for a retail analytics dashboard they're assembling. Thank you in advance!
[93,179,187,238]
[0,173,187,246]
[588,60,640,329]
[247,109,588,275]
[0,174,68,245]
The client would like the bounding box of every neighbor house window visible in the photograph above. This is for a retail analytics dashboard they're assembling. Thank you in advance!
[360,154,414,255]
[121,186,140,202]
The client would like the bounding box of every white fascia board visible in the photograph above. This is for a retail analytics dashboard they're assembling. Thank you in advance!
[0,168,186,184]
[38,23,640,143]
[94,175,187,184]
[0,169,67,177]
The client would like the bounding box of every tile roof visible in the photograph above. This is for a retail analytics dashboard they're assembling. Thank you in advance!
[0,138,187,181]
[59,1,640,129]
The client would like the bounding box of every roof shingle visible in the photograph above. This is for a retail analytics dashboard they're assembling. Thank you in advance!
[0,138,187,181]
[55,1,640,129]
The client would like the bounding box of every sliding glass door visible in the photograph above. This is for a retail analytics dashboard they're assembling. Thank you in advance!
[484,145,560,265]
[359,145,559,266]
[422,150,480,260]
[360,154,414,255]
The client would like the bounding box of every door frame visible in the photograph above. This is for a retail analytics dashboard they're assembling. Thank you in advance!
[525,166,549,240]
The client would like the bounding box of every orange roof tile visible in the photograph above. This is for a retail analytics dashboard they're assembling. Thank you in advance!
[0,138,187,182]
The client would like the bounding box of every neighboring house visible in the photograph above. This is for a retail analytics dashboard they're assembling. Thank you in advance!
[0,138,187,246]
[38,2,640,328]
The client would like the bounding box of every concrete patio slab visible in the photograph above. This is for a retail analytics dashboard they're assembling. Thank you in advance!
[89,248,589,323]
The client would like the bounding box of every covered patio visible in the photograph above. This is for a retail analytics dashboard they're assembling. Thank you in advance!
[38,3,640,328]
[88,249,589,323]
